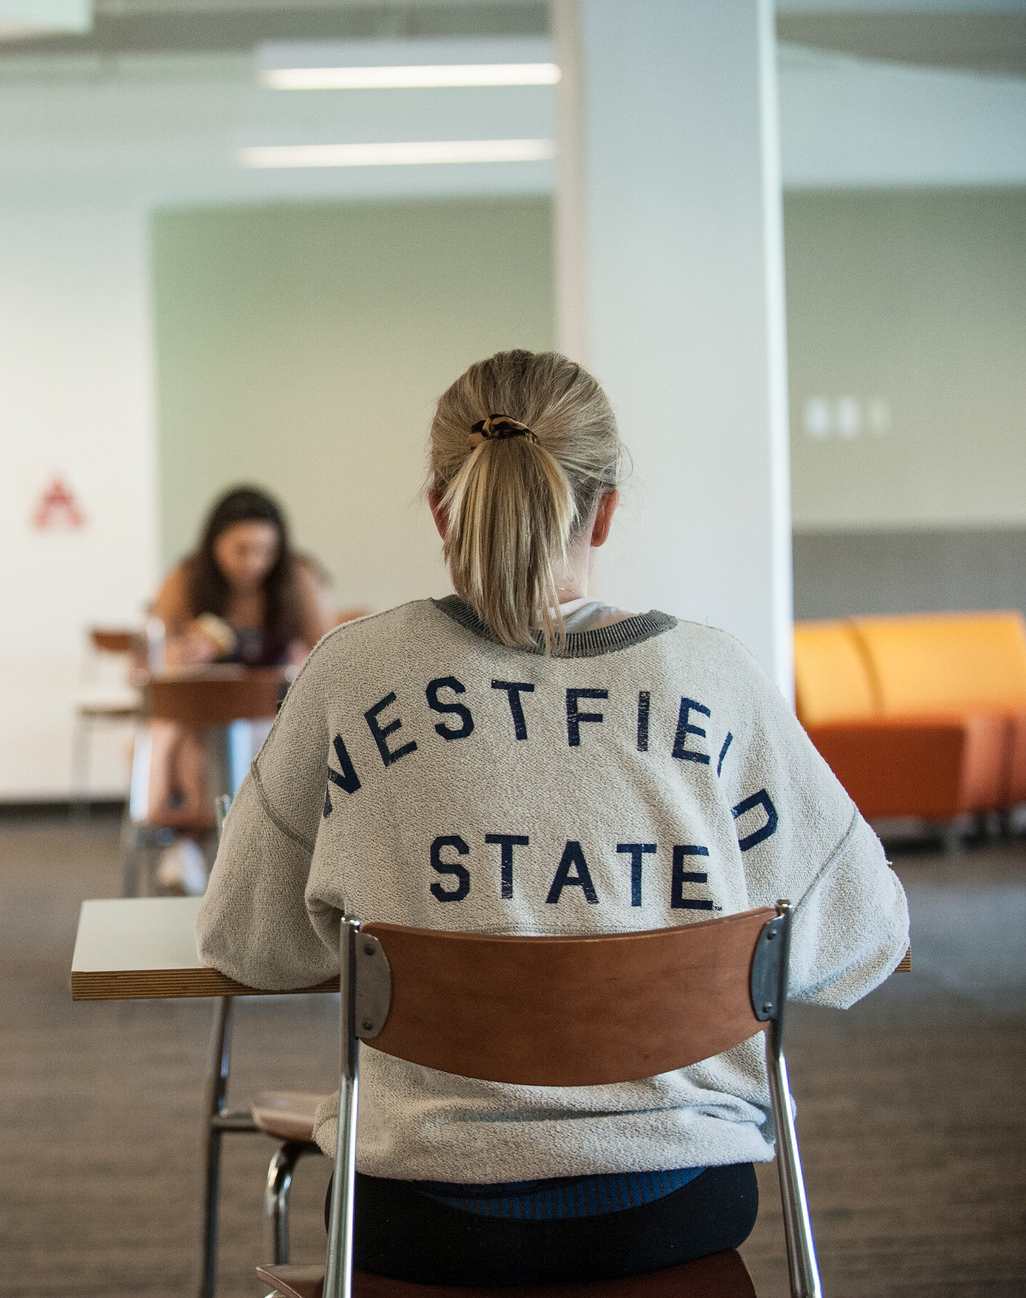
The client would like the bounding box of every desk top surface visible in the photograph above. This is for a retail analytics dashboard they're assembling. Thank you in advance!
[74,896,205,973]
[71,897,336,1000]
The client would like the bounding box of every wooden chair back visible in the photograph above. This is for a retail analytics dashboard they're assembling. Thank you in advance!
[362,907,777,1087]
[90,628,137,654]
[145,670,283,728]
[261,903,821,1298]
[333,608,372,627]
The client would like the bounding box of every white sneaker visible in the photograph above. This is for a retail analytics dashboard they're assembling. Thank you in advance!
[156,839,209,896]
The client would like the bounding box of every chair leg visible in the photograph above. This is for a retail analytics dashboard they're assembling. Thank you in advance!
[199,997,233,1298]
[120,809,141,897]
[122,825,158,898]
[70,714,91,820]
[123,723,155,895]
[266,1141,318,1266]
[766,1032,821,1298]
[200,1119,225,1298]
[200,997,263,1298]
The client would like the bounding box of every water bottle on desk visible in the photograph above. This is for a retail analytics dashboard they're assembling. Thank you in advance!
[144,616,166,675]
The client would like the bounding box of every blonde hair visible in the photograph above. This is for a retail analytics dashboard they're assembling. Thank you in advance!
[429,350,623,652]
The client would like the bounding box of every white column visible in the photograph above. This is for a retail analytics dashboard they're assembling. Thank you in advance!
[554,0,794,695]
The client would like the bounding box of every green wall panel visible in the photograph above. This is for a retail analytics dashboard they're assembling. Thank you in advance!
[786,189,1026,531]
[152,197,554,610]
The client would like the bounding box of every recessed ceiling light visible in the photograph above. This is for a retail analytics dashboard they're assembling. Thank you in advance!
[0,0,90,40]
[238,139,556,169]
[261,63,561,90]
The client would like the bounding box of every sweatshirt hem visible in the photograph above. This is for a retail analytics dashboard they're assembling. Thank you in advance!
[311,1115,776,1177]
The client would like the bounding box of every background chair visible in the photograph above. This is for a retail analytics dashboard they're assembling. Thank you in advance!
[333,608,372,628]
[257,902,821,1298]
[71,627,142,813]
[200,793,330,1298]
[251,1091,329,1263]
[201,997,329,1297]
[123,673,307,1296]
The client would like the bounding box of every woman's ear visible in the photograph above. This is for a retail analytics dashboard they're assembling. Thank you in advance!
[428,489,448,540]
[590,489,619,548]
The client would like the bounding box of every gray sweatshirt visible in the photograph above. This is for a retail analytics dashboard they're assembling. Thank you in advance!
[196,596,909,1182]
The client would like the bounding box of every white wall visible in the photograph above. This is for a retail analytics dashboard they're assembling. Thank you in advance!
[786,189,1026,532]
[779,43,1026,187]
[0,203,158,797]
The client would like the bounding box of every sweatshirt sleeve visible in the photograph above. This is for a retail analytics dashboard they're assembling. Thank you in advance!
[787,805,909,1009]
[716,632,909,1011]
[195,647,341,990]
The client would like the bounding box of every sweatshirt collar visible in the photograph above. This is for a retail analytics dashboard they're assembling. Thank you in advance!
[431,596,677,659]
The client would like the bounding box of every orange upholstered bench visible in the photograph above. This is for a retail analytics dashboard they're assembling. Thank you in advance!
[849,612,1026,807]
[793,613,1026,821]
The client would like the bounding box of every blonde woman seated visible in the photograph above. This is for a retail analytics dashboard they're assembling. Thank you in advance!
[198,352,908,1283]
[148,486,332,891]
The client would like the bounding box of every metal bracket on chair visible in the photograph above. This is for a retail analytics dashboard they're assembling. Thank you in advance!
[354,934,392,1039]
[750,912,788,1023]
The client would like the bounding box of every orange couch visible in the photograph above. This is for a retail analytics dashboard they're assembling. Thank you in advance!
[794,612,1026,820]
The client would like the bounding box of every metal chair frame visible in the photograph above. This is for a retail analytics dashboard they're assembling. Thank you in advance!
[199,793,325,1298]
[199,996,325,1297]
[201,994,259,1298]
[260,902,822,1298]
[266,1138,324,1264]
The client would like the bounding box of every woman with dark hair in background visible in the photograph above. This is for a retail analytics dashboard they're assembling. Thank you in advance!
[152,486,331,670]
[148,486,333,892]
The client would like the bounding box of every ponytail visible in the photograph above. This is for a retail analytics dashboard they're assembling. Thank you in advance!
[442,434,576,651]
[429,350,622,654]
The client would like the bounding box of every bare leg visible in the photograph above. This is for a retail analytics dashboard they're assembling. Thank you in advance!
[175,726,213,824]
[146,721,215,829]
[145,720,180,819]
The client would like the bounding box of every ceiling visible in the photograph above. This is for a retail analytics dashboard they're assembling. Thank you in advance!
[1,1,1024,78]
[0,3,549,54]
[777,11,1026,77]
[0,0,1021,207]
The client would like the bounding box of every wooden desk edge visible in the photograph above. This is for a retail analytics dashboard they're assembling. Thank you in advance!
[71,969,339,1001]
[71,950,911,1000]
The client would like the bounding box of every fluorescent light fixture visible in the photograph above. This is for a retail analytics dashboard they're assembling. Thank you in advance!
[262,63,560,90]
[239,139,556,169]
[0,0,91,40]
[258,37,558,91]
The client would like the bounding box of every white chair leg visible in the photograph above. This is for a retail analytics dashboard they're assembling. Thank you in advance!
[120,809,141,897]
[70,714,92,818]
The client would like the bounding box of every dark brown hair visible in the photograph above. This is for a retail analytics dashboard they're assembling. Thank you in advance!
[185,486,304,641]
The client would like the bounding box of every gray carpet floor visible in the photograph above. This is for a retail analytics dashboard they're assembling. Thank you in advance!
[0,812,1023,1297]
